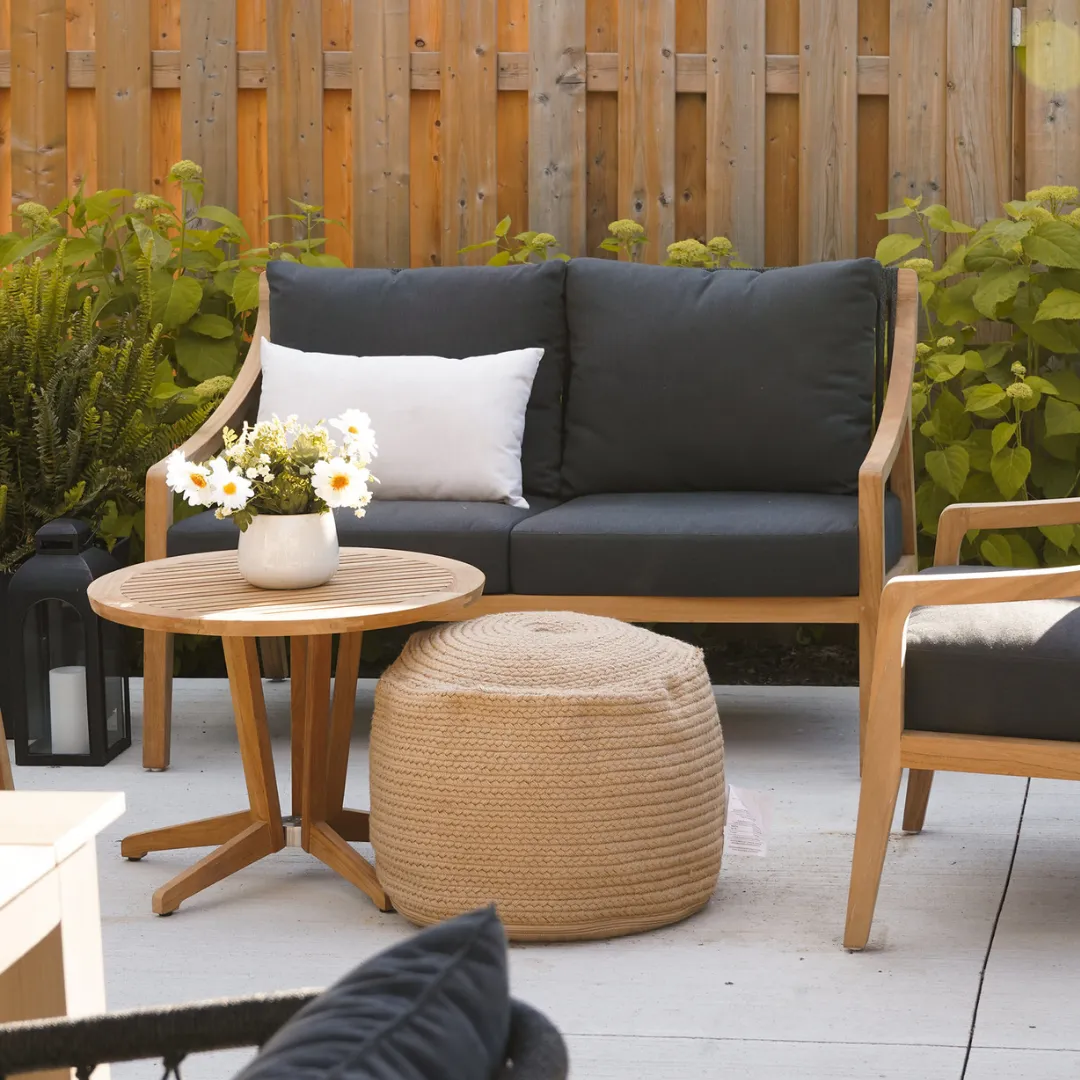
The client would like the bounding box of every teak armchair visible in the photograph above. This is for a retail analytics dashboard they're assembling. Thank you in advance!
[140,269,920,771]
[845,495,1080,950]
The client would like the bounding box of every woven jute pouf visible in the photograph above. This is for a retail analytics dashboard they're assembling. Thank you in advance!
[369,611,725,941]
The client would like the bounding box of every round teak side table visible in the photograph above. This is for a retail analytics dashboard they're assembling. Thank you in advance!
[87,547,485,915]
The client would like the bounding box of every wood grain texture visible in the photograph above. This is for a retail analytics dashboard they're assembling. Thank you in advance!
[267,0,324,242]
[947,0,1012,226]
[528,0,587,253]
[706,0,765,263]
[0,711,13,791]
[618,0,676,256]
[442,0,499,264]
[889,0,947,257]
[586,0,617,256]
[675,0,706,245]
[10,0,66,209]
[799,0,858,263]
[95,0,152,192]
[409,0,441,266]
[497,0,529,236]
[856,0,888,259]
[1025,0,1080,190]
[765,0,798,266]
[353,0,411,266]
[237,0,269,247]
[181,0,238,210]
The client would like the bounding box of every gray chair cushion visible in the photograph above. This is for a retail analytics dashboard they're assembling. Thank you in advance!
[265,261,569,499]
[168,499,559,595]
[906,570,1080,741]
[509,491,905,597]
[560,258,883,499]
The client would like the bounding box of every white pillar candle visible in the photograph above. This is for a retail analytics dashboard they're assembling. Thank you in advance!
[49,665,90,755]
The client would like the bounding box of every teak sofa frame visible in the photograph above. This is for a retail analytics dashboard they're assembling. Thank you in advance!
[845,494,1080,949]
[140,270,920,771]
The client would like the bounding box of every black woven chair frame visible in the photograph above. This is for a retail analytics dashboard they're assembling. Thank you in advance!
[0,993,568,1079]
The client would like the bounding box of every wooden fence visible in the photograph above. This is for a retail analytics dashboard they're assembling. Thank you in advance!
[0,0,1078,268]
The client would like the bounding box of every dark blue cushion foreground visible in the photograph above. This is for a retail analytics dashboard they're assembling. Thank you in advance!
[233,907,510,1080]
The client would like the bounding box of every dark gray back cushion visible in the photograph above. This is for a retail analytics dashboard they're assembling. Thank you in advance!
[266,261,568,499]
[561,258,883,497]
[233,906,510,1080]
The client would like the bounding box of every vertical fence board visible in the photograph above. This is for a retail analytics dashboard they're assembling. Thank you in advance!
[11,0,67,209]
[152,1,182,205]
[706,0,765,263]
[410,0,442,267]
[586,0,618,256]
[528,0,587,253]
[856,0,888,258]
[237,0,269,248]
[181,0,238,212]
[889,0,946,256]
[324,0,352,264]
[675,0,706,245]
[765,0,799,266]
[1026,0,1080,190]
[66,0,96,197]
[498,0,529,234]
[618,0,676,256]
[267,0,324,242]
[442,0,499,264]
[947,0,1012,227]
[354,0,411,266]
[799,0,858,262]
[95,0,153,192]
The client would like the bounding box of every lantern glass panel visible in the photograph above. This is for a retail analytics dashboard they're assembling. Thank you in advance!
[22,599,90,758]
[102,619,128,749]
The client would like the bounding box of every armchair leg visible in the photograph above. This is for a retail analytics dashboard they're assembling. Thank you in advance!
[902,769,934,833]
[857,618,875,773]
[142,631,174,771]
[844,693,902,950]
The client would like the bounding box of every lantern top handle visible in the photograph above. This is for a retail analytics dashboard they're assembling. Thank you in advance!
[35,519,93,554]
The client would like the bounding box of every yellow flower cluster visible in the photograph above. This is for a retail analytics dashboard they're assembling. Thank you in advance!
[15,201,57,231]
[608,219,645,241]
[936,336,955,349]
[1011,361,1027,377]
[666,239,709,266]
[902,258,934,274]
[1006,382,1034,400]
[168,159,204,183]
[531,232,557,248]
[706,236,733,257]
[1020,205,1055,224]
[134,193,171,213]
[1026,184,1080,207]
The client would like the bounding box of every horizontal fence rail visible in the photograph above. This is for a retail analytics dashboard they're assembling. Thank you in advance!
[0,0,1076,271]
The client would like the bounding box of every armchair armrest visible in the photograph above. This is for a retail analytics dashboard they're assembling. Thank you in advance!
[144,274,271,561]
[934,497,1080,567]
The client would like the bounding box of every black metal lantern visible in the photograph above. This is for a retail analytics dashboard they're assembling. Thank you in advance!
[7,519,131,766]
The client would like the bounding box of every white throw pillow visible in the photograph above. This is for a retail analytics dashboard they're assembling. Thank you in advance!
[257,339,544,508]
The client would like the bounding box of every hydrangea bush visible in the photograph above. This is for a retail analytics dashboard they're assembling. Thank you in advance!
[874,185,1080,566]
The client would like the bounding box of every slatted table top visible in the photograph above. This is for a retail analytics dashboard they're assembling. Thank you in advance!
[87,548,486,638]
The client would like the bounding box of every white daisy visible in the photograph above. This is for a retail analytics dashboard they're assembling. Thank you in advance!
[209,459,254,512]
[329,410,378,464]
[165,451,214,507]
[312,457,371,509]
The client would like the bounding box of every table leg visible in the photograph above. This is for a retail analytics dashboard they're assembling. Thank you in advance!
[122,637,285,915]
[290,636,309,818]
[300,634,390,911]
[326,632,363,817]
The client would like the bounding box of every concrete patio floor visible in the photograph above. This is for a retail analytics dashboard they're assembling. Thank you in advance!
[10,678,1080,1079]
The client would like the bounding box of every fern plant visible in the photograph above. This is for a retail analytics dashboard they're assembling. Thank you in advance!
[0,252,230,571]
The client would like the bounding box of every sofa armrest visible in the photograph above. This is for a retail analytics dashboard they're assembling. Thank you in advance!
[857,268,919,597]
[144,274,270,561]
[934,497,1080,567]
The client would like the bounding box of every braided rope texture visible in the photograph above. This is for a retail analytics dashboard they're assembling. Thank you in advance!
[370,612,725,941]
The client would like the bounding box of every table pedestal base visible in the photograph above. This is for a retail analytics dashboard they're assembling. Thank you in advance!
[122,633,391,915]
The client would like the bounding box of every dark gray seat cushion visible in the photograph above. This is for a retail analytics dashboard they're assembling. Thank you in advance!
[906,568,1080,741]
[509,491,904,597]
[561,258,883,499]
[168,499,558,595]
[233,907,510,1080]
[265,260,569,499]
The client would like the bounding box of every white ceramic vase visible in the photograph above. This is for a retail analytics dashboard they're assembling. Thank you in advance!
[237,512,340,589]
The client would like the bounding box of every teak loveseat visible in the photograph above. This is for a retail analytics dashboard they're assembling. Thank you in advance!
[140,259,919,770]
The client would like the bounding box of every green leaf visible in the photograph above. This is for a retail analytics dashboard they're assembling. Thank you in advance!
[1040,524,1077,552]
[1007,533,1040,569]
[973,264,1029,318]
[960,429,994,472]
[928,352,967,382]
[916,479,954,536]
[1026,375,1060,396]
[961,471,1005,503]
[904,196,924,210]
[1047,367,1080,404]
[1023,220,1080,269]
[994,218,1034,250]
[927,243,969,282]
[153,274,203,330]
[487,250,511,266]
[980,533,1013,567]
[232,269,261,312]
[174,333,239,381]
[877,205,915,220]
[923,204,976,234]
[458,239,499,253]
[990,446,1032,499]
[599,238,621,252]
[197,205,249,241]
[925,445,970,498]
[494,216,512,238]
[911,389,928,416]
[1035,287,1080,322]
[962,350,984,372]
[874,232,923,266]
[188,313,235,339]
[1045,396,1080,436]
[935,277,981,325]
[964,383,1007,413]
[927,389,972,442]
[992,422,1017,454]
